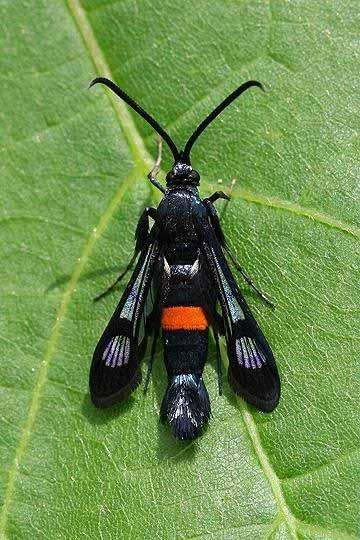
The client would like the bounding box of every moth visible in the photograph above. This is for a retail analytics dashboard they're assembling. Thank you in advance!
[89,77,280,440]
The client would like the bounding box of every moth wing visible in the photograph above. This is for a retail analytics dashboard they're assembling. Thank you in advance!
[90,239,159,407]
[202,224,280,411]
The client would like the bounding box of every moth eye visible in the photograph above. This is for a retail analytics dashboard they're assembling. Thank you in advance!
[189,170,200,183]
[166,171,175,182]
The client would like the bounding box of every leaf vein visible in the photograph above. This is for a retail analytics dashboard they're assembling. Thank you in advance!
[66,0,153,170]
[280,448,359,484]
[295,519,358,540]
[239,402,299,539]
[208,182,360,238]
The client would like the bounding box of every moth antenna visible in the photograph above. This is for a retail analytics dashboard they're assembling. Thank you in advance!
[182,80,264,163]
[90,77,180,162]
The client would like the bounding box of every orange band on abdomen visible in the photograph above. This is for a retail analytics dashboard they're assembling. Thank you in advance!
[161,306,209,331]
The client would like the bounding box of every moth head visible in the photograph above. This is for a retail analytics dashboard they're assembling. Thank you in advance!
[166,156,200,187]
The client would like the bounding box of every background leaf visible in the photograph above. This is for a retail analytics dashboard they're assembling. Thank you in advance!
[1,1,359,539]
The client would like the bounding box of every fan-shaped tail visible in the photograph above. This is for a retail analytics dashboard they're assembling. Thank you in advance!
[160,374,211,440]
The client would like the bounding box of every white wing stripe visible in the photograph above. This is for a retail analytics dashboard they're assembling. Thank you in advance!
[235,339,243,366]
[210,247,245,324]
[247,338,259,369]
[124,338,130,365]
[119,245,154,324]
[235,337,266,369]
[102,335,132,367]
[113,336,121,367]
[243,337,252,368]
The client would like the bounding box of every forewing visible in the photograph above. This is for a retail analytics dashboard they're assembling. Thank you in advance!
[202,224,280,412]
[90,239,159,407]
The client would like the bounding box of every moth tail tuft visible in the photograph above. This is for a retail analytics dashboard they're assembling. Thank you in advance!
[160,374,211,440]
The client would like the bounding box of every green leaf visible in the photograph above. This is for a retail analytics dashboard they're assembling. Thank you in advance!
[1,1,359,538]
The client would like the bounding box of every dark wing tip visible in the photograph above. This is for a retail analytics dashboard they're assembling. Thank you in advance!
[90,366,142,408]
[228,365,280,412]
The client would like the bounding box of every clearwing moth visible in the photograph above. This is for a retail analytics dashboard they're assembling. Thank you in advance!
[89,77,280,440]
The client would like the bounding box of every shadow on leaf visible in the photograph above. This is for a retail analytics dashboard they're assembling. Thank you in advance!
[81,392,137,426]
[156,423,198,462]
[45,266,123,294]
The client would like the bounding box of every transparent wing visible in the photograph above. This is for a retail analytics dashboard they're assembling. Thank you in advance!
[202,224,280,411]
[90,239,159,407]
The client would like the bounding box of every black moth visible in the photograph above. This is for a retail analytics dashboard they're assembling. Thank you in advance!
[89,77,280,440]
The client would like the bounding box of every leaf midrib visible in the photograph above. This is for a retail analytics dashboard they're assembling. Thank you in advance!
[67,0,153,169]
[69,0,360,242]
[1,1,357,538]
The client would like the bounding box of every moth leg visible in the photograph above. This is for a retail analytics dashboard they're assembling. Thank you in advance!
[213,329,223,396]
[205,191,230,204]
[135,206,157,252]
[204,194,273,307]
[94,207,157,302]
[93,253,138,302]
[226,248,275,308]
[203,198,226,246]
[143,326,160,394]
[148,138,166,194]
